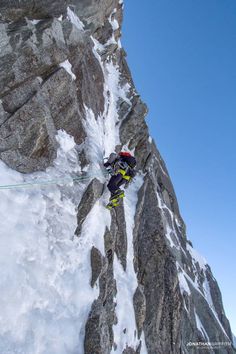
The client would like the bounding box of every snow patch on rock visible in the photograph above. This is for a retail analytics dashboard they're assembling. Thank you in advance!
[59,59,76,80]
[194,308,210,341]
[187,243,207,271]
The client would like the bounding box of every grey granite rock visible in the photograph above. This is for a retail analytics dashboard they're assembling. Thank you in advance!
[133,176,182,353]
[111,200,127,271]
[0,18,68,97]
[85,228,117,354]
[120,96,148,142]
[122,347,136,354]
[74,0,121,34]
[0,89,58,172]
[133,285,146,339]
[0,0,69,22]
[90,246,103,288]
[84,299,111,354]
[70,36,105,118]
[1,77,42,114]
[75,178,104,236]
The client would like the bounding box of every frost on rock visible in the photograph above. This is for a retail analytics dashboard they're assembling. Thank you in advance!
[59,59,76,80]
[29,19,42,25]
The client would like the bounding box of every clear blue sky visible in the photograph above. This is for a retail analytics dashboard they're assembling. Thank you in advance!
[122,0,236,335]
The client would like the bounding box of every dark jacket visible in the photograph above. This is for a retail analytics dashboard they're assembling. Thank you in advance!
[104,153,136,178]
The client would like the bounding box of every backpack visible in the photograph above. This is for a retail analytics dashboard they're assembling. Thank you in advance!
[119,152,136,169]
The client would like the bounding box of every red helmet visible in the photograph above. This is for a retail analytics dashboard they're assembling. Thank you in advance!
[119,151,132,157]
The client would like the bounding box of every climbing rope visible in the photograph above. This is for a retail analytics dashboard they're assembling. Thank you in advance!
[0,170,109,190]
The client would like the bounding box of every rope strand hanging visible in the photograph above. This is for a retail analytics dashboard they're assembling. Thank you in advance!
[0,170,109,190]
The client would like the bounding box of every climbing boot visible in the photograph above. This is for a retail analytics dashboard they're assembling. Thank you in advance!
[106,200,120,210]
[110,190,125,201]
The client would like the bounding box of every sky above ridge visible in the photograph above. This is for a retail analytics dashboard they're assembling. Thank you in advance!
[122,0,236,335]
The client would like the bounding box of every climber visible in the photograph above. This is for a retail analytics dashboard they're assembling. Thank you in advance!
[104,151,136,209]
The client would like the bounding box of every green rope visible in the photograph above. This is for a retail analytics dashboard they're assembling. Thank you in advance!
[0,171,108,190]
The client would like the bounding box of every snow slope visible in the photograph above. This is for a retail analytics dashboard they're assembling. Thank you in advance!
[0,131,102,354]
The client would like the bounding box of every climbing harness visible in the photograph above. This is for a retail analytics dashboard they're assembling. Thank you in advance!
[113,160,131,181]
[117,168,131,181]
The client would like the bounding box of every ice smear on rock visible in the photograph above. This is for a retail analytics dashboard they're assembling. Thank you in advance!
[111,174,148,354]
[0,130,109,354]
[59,60,76,81]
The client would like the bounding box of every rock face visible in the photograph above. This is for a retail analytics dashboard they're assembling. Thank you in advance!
[0,1,235,354]
[75,178,104,236]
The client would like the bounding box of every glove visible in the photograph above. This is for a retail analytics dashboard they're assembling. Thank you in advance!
[104,165,114,175]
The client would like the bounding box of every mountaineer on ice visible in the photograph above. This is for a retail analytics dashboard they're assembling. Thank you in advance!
[104,151,136,209]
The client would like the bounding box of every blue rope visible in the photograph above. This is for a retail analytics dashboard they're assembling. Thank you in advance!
[0,170,109,190]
